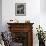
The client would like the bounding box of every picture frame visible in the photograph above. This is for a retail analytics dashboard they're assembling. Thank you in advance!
[15,3,26,16]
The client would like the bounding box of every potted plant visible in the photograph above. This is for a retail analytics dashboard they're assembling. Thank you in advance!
[36,25,45,46]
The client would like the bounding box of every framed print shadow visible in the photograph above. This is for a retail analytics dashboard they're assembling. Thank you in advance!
[15,3,26,16]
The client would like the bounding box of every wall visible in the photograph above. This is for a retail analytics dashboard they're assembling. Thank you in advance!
[40,0,46,32]
[0,0,2,32]
[40,0,46,13]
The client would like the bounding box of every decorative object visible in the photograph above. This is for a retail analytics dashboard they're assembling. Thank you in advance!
[15,3,26,16]
[25,20,30,23]
[44,31,46,40]
[0,32,5,46]
[8,19,19,23]
[10,20,13,21]
[1,31,12,46]
[36,25,45,46]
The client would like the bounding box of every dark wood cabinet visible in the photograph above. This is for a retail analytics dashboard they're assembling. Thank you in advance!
[7,23,34,46]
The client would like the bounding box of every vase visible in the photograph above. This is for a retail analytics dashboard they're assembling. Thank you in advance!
[39,40,45,46]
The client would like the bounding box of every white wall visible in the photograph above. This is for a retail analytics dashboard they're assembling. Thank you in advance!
[40,0,46,13]
[0,0,2,32]
[40,0,46,31]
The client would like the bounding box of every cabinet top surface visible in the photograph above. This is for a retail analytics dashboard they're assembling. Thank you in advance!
[7,23,34,25]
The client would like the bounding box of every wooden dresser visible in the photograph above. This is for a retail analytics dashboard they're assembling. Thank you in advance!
[7,23,34,46]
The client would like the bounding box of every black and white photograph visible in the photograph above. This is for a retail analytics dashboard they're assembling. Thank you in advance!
[15,3,26,16]
[17,4,24,14]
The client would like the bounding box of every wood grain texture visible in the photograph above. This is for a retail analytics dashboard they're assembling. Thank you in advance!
[7,23,34,46]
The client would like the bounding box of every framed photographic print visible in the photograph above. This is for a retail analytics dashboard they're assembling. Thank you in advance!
[15,3,26,16]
